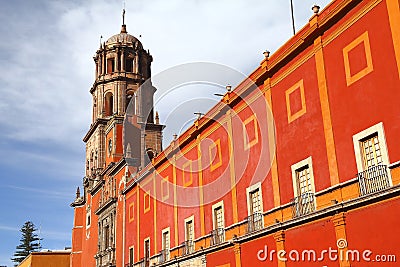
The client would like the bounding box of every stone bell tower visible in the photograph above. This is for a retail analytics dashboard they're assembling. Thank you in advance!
[85,14,164,178]
[71,10,164,267]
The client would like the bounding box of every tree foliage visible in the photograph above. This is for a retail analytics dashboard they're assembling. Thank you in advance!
[11,221,42,265]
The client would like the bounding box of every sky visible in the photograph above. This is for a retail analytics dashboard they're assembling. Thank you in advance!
[0,0,330,266]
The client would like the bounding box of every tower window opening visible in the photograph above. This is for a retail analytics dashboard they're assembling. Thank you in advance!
[126,92,135,113]
[105,92,114,117]
[125,58,133,72]
[107,58,115,74]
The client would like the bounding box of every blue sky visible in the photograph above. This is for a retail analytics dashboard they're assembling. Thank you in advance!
[0,0,330,266]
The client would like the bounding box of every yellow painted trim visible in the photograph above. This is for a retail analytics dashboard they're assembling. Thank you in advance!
[386,0,400,79]
[226,110,239,224]
[173,158,178,247]
[161,175,170,201]
[182,161,193,187]
[209,139,223,171]
[243,114,259,150]
[153,173,157,253]
[197,140,206,237]
[143,191,151,214]
[264,80,281,207]
[343,31,374,86]
[234,244,241,267]
[332,213,351,267]
[322,0,382,47]
[285,79,307,123]
[314,37,340,186]
[136,186,140,259]
[128,202,135,222]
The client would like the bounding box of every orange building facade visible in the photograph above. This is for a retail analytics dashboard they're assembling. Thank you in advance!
[71,0,400,266]
[18,251,70,267]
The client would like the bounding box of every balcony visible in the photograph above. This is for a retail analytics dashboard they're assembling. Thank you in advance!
[158,249,169,263]
[246,213,263,233]
[210,228,225,245]
[358,165,391,195]
[134,258,148,267]
[291,192,316,218]
[181,240,194,256]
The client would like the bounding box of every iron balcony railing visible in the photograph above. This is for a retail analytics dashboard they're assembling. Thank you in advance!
[246,213,263,233]
[181,240,194,256]
[134,258,148,267]
[358,165,390,195]
[210,228,225,245]
[292,192,316,218]
[158,249,169,263]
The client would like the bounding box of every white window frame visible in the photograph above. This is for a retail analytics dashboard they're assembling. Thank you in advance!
[211,201,225,230]
[353,122,390,167]
[184,215,195,241]
[291,156,316,198]
[246,182,264,216]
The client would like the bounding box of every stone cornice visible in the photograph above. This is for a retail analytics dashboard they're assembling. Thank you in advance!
[83,118,108,142]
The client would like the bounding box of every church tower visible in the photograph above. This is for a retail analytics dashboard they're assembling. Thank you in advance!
[71,10,164,267]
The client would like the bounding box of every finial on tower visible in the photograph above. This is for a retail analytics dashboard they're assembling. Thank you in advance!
[121,1,127,33]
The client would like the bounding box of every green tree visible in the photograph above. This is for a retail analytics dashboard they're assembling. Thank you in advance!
[11,221,42,265]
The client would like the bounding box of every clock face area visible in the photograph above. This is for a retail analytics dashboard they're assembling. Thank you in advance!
[108,139,113,155]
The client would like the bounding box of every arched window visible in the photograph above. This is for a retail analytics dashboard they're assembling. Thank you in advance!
[105,92,114,116]
[126,91,136,113]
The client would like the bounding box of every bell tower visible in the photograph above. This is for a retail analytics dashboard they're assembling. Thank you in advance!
[85,12,164,179]
[71,9,164,267]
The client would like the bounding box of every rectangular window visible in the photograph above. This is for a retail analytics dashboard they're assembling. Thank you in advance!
[291,157,316,217]
[183,217,194,255]
[107,58,115,73]
[104,225,110,249]
[353,123,392,195]
[185,220,193,241]
[249,189,261,215]
[360,134,383,169]
[295,165,313,195]
[161,229,170,262]
[163,232,170,250]
[144,238,150,267]
[211,202,225,244]
[129,247,134,264]
[246,183,263,233]
[214,206,224,229]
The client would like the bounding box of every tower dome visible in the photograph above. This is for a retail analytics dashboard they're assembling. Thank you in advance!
[105,25,143,50]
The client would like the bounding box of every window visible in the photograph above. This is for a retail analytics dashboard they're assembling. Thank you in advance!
[105,92,113,117]
[211,201,225,245]
[291,157,316,217]
[107,58,115,73]
[104,225,110,249]
[144,238,150,267]
[353,122,390,172]
[183,216,194,255]
[86,208,91,228]
[246,183,263,232]
[185,220,194,241]
[360,134,383,169]
[129,246,134,265]
[353,123,392,194]
[161,228,170,262]
[125,58,133,72]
